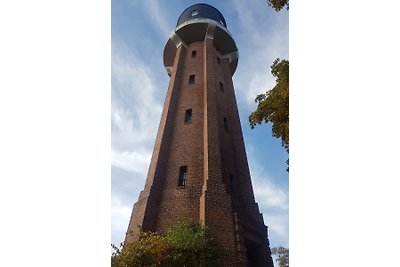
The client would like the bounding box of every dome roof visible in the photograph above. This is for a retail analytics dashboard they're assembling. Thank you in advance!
[177,3,227,29]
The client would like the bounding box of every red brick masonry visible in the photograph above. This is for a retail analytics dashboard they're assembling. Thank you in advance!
[125,39,274,267]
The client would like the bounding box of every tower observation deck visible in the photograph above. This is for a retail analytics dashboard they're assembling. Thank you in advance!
[163,3,238,76]
[125,4,274,267]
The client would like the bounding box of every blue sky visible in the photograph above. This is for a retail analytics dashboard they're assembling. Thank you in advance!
[111,0,289,249]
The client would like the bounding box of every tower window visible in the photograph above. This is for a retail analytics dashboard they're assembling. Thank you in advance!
[189,74,195,84]
[223,117,229,133]
[217,57,221,65]
[219,82,224,92]
[178,166,187,186]
[184,109,192,124]
[192,50,197,58]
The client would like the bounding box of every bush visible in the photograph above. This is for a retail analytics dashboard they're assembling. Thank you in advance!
[111,220,219,267]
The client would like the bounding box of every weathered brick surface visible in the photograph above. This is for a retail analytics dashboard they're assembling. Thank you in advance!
[125,38,273,266]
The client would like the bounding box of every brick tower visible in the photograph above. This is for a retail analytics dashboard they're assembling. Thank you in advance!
[125,4,274,267]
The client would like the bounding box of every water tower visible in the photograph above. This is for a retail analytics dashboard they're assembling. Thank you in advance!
[125,4,274,266]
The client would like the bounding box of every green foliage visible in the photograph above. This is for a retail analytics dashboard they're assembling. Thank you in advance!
[165,220,217,266]
[271,246,289,267]
[111,231,169,267]
[111,220,218,267]
[267,0,289,11]
[249,58,289,152]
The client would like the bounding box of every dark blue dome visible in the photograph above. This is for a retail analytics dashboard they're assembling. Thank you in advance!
[176,3,227,28]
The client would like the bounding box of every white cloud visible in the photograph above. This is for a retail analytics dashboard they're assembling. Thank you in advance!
[253,178,288,210]
[245,72,275,105]
[250,160,288,211]
[232,0,257,31]
[263,212,288,239]
[111,149,151,175]
[111,40,163,173]
[111,43,162,117]
[142,0,172,38]
[111,195,133,246]
[251,169,288,241]
[111,99,156,152]
[112,195,132,226]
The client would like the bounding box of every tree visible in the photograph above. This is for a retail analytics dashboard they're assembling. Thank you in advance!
[249,58,289,168]
[111,220,219,267]
[111,231,169,267]
[164,220,219,266]
[267,0,289,11]
[271,246,289,267]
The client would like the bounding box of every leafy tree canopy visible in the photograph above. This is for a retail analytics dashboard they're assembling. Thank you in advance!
[111,220,219,267]
[249,58,289,153]
[271,246,289,267]
[267,0,289,11]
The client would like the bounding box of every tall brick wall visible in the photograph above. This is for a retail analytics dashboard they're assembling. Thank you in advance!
[125,38,273,267]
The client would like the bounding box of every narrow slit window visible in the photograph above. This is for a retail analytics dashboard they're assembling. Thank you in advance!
[189,74,195,84]
[217,57,221,65]
[184,109,192,124]
[178,166,187,186]
[223,117,229,133]
[192,50,197,58]
[219,82,224,92]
